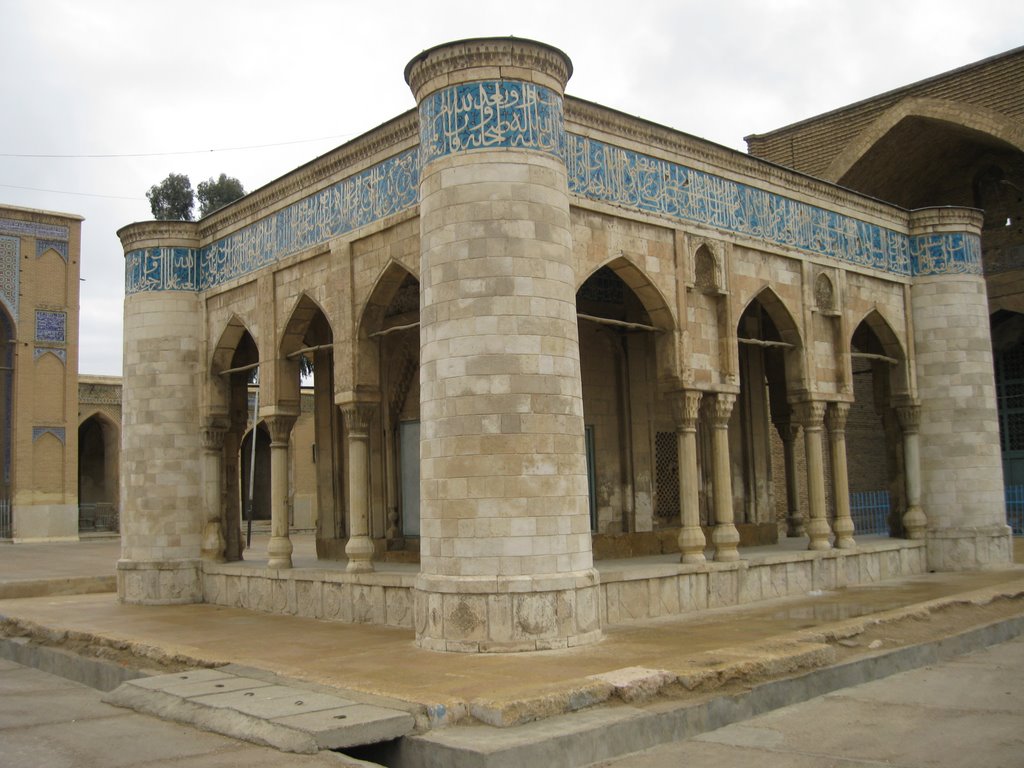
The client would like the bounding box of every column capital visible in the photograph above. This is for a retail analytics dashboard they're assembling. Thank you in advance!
[703,392,735,427]
[794,399,827,429]
[340,402,377,435]
[670,390,703,431]
[825,401,850,433]
[895,402,922,434]
[264,414,297,446]
[200,423,227,451]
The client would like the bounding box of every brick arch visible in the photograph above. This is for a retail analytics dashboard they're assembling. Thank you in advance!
[826,97,1024,184]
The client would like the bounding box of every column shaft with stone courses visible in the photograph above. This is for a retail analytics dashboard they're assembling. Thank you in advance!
[117,222,205,604]
[909,208,1012,569]
[406,38,602,652]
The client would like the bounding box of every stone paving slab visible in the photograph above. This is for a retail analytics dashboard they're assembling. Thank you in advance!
[274,704,417,750]
[195,685,358,718]
[103,669,414,754]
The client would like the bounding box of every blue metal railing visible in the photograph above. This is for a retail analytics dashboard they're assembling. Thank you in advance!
[849,490,890,535]
[1006,485,1024,535]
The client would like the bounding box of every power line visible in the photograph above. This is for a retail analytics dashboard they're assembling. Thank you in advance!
[0,183,142,201]
[0,134,354,160]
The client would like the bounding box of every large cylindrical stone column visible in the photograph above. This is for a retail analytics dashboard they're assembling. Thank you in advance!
[406,38,601,652]
[909,208,1012,569]
[117,222,204,603]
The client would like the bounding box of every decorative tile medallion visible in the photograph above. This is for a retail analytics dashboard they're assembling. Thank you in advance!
[32,426,65,444]
[34,347,66,364]
[0,236,18,321]
[36,239,68,261]
[35,310,66,343]
[419,80,565,166]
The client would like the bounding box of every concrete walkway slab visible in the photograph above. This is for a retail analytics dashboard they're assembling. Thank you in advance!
[104,669,415,754]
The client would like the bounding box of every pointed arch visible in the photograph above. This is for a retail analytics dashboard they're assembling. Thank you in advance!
[740,286,803,348]
[207,317,262,562]
[359,260,420,337]
[211,315,260,375]
[278,293,334,409]
[827,97,1024,184]
[577,253,676,331]
[209,315,260,418]
[850,308,909,398]
[578,255,679,387]
[355,260,420,391]
[693,244,721,293]
[78,411,120,532]
[280,292,334,358]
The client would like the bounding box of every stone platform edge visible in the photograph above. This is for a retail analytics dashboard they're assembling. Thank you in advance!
[3,575,1024,733]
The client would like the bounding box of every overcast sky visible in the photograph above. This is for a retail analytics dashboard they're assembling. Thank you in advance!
[2,0,1022,376]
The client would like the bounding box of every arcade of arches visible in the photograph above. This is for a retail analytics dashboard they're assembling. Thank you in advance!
[116,38,1012,652]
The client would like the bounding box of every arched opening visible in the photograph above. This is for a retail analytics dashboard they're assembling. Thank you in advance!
[991,310,1024,485]
[835,110,1024,280]
[576,260,674,538]
[239,422,271,524]
[737,289,804,542]
[847,312,908,536]
[279,295,340,549]
[357,266,420,556]
[211,321,260,560]
[77,413,119,532]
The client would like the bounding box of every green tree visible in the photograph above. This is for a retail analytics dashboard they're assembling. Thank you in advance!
[146,173,195,221]
[197,174,246,217]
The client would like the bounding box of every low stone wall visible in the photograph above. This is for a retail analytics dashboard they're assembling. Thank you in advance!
[200,538,927,632]
[595,539,926,624]
[202,564,418,629]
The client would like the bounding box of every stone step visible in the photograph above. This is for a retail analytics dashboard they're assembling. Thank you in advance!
[103,668,415,754]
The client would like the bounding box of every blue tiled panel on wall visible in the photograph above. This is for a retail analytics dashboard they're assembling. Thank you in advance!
[566,135,917,277]
[32,426,65,444]
[34,347,66,364]
[197,148,418,290]
[36,239,69,261]
[123,121,983,295]
[34,310,65,343]
[419,81,565,166]
[0,236,19,321]
[0,218,69,241]
[125,247,198,293]
[910,231,982,276]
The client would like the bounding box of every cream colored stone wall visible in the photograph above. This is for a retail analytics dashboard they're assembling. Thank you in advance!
[115,37,1010,638]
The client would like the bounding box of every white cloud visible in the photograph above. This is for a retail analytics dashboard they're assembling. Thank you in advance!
[2,0,1021,374]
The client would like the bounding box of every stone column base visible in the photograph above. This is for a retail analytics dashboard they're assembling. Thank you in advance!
[414,571,603,653]
[925,525,1013,571]
[116,559,203,604]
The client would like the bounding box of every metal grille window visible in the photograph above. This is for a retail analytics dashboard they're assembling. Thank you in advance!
[995,344,1024,452]
[654,430,679,520]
